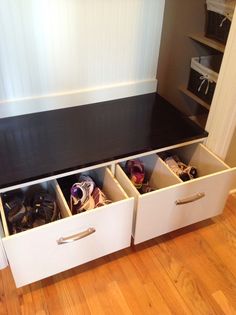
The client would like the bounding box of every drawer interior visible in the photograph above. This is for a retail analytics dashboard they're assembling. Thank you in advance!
[0,180,70,237]
[118,154,182,195]
[57,167,128,215]
[159,143,229,179]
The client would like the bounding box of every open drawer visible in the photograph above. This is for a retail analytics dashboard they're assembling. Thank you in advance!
[116,143,234,245]
[0,167,134,287]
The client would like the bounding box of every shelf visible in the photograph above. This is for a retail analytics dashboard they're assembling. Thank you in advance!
[179,85,211,111]
[189,114,208,129]
[188,33,225,53]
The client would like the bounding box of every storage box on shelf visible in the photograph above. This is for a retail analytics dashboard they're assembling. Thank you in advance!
[187,55,222,105]
[0,168,134,287]
[116,143,234,245]
[206,0,236,44]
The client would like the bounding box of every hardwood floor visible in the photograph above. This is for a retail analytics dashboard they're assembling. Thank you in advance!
[1,193,236,315]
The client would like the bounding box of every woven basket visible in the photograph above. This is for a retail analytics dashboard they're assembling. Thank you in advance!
[187,55,222,105]
[205,0,236,43]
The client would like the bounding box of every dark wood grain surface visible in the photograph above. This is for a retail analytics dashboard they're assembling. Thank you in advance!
[0,93,207,189]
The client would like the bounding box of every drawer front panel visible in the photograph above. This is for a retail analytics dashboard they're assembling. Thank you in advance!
[3,199,133,287]
[134,169,233,244]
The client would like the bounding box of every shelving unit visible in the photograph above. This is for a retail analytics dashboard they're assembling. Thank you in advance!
[179,85,210,111]
[179,31,224,116]
[189,113,209,128]
[188,33,225,53]
[179,30,225,127]
[157,0,215,129]
[157,0,233,129]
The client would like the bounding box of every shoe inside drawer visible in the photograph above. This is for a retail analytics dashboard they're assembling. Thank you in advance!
[0,180,71,237]
[116,154,181,197]
[1,168,133,287]
[57,167,129,215]
[159,143,230,180]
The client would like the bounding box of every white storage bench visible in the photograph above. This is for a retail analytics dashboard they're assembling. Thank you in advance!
[0,93,234,287]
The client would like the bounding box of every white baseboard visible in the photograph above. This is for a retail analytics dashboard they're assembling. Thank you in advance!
[0,79,157,118]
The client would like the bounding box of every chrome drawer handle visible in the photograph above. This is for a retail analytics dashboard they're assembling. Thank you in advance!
[57,227,96,245]
[175,192,205,205]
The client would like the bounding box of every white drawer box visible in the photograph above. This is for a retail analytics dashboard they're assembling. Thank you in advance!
[0,167,134,287]
[116,143,234,245]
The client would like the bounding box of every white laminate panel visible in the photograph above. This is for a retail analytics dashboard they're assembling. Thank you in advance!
[3,199,133,287]
[115,156,181,237]
[134,168,233,244]
[103,168,129,201]
[51,180,72,218]
[173,143,229,176]
[149,156,182,188]
[115,165,140,236]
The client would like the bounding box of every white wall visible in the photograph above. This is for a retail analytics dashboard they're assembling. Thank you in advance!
[205,8,236,160]
[226,127,236,167]
[0,0,165,117]
[157,0,207,115]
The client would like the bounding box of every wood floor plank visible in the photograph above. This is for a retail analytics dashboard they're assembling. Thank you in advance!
[28,282,49,315]
[152,237,222,315]
[106,251,152,315]
[0,268,9,315]
[20,285,36,315]
[164,224,236,306]
[97,280,132,315]
[61,270,91,315]
[86,258,133,315]
[0,194,236,314]
[114,250,160,315]
[52,271,89,315]
[226,193,236,212]
[143,281,172,315]
[198,220,236,278]
[212,290,236,315]
[214,199,236,236]
[127,242,191,314]
[0,267,22,315]
[75,267,107,315]
[40,277,65,315]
